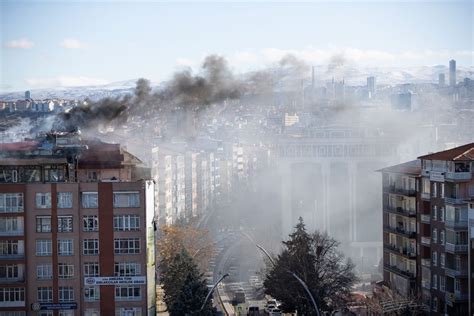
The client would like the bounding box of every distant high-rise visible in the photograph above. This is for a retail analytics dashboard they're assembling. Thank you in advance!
[449,59,456,87]
[24,90,31,99]
[311,66,315,89]
[438,73,445,87]
[367,76,376,98]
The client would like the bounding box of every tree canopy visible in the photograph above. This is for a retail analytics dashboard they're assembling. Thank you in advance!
[264,217,357,315]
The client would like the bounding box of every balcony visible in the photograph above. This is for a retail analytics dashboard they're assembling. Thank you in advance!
[444,267,468,278]
[384,263,416,279]
[420,214,430,224]
[421,237,431,246]
[421,192,431,200]
[384,225,416,238]
[0,276,25,283]
[421,258,431,268]
[386,185,417,197]
[445,172,471,181]
[0,230,24,237]
[385,205,416,217]
[445,196,468,205]
[446,291,469,303]
[445,242,468,253]
[445,219,468,229]
[384,244,416,259]
[0,253,24,260]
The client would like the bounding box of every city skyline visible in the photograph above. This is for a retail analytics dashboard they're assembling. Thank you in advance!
[1,0,473,92]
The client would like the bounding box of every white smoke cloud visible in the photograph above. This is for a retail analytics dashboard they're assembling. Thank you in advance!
[25,76,109,88]
[5,38,34,49]
[60,38,86,49]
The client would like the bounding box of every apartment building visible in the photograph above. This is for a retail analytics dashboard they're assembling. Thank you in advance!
[381,143,474,315]
[0,132,155,316]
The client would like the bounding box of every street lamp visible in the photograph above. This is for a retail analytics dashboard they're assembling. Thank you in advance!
[199,273,229,312]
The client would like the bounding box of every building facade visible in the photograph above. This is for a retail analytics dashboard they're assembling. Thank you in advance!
[0,133,155,316]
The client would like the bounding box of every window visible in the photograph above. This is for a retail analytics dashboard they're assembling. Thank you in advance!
[83,239,99,255]
[58,286,74,302]
[58,263,74,279]
[0,240,21,256]
[84,310,100,316]
[0,288,25,304]
[440,276,445,292]
[82,192,98,208]
[455,278,461,292]
[57,216,73,232]
[432,183,437,197]
[432,251,437,266]
[432,228,438,243]
[440,253,445,267]
[36,216,51,233]
[432,297,438,311]
[57,239,73,256]
[440,230,445,245]
[58,312,73,316]
[84,286,100,301]
[440,207,445,222]
[0,193,24,213]
[0,312,26,316]
[432,274,437,290]
[87,170,99,181]
[37,264,52,280]
[115,262,140,276]
[0,217,21,234]
[36,240,52,256]
[38,312,53,316]
[114,238,140,254]
[115,286,141,301]
[0,264,19,279]
[57,192,72,208]
[83,215,99,232]
[114,215,140,231]
[37,287,53,302]
[35,193,51,209]
[84,262,100,277]
[440,183,445,198]
[432,205,437,220]
[113,192,140,208]
[117,308,142,316]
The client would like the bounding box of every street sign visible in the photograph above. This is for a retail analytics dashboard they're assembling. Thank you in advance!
[31,303,77,310]
[84,276,146,285]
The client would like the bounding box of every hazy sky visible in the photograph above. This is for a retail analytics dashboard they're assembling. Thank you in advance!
[1,0,472,91]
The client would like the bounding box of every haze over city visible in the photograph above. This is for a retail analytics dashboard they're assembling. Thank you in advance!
[0,1,473,316]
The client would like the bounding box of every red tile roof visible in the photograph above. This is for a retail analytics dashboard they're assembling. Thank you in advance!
[417,143,474,161]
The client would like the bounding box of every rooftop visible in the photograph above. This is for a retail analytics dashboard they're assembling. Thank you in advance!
[418,143,474,161]
[379,160,421,176]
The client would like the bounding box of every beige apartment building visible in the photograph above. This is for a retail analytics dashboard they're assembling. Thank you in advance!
[0,132,155,316]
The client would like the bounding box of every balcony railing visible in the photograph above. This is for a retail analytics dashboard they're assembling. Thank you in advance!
[445,219,468,229]
[445,172,471,181]
[0,253,24,260]
[386,185,417,197]
[385,205,416,217]
[0,230,24,236]
[384,244,416,258]
[445,242,468,253]
[0,276,25,283]
[445,196,468,205]
[421,192,431,200]
[421,237,431,246]
[384,263,415,279]
[421,258,431,268]
[420,214,430,224]
[384,226,416,238]
[444,267,468,278]
[446,291,469,303]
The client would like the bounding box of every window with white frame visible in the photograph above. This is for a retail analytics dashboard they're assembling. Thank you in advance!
[0,217,21,234]
[432,205,437,220]
[84,310,99,316]
[117,307,142,316]
[0,287,25,304]
[440,253,445,267]
[57,216,73,232]
[58,263,74,279]
[36,240,52,256]
[58,286,74,302]
[35,193,51,209]
[432,274,437,289]
[84,262,100,276]
[57,239,73,256]
[440,183,445,198]
[83,239,99,255]
[57,192,72,208]
[115,262,140,276]
[0,264,20,279]
[432,251,437,266]
[114,238,140,254]
[37,264,52,280]
[36,216,51,233]
[440,276,445,292]
[113,192,140,208]
[440,230,445,245]
[115,286,141,301]
[0,240,21,256]
[114,215,140,231]
[432,228,438,243]
[83,215,99,232]
[37,286,53,302]
[440,207,445,222]
[0,193,24,213]
[432,183,437,197]
[84,286,100,301]
[81,192,98,208]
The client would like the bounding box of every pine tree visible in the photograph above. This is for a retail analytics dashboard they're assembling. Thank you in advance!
[263,217,357,315]
[161,249,215,316]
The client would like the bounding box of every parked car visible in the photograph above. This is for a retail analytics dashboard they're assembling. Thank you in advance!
[247,306,260,316]
[269,308,282,316]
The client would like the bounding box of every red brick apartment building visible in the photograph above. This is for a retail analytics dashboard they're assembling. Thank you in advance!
[0,132,155,316]
[382,143,474,315]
